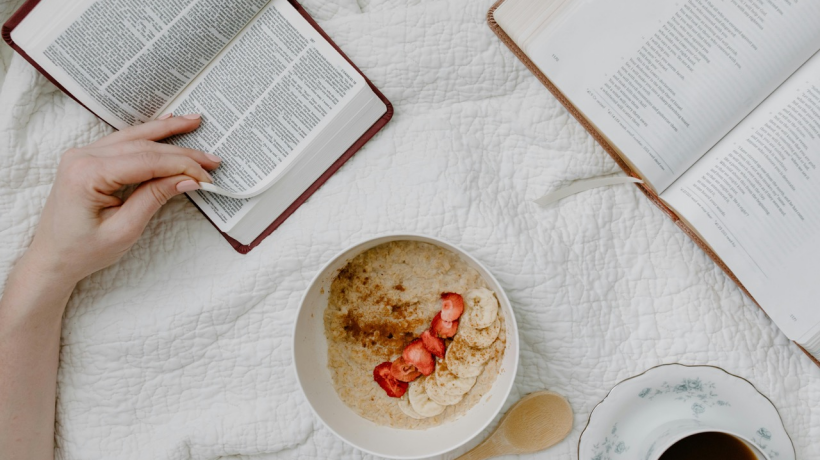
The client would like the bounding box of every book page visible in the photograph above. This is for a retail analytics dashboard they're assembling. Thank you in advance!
[12,0,269,129]
[521,0,820,192]
[164,0,365,229]
[662,52,820,343]
[494,0,578,49]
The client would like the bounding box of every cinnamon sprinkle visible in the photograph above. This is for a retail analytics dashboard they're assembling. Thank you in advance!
[338,300,428,357]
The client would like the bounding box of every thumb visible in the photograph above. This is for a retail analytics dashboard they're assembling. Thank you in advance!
[111,175,200,231]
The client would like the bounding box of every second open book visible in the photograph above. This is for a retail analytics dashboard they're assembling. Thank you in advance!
[491,0,820,364]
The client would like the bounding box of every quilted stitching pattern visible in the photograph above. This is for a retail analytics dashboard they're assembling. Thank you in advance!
[0,0,818,458]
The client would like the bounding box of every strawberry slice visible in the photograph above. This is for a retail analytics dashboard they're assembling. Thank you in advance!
[374,361,408,398]
[440,293,464,321]
[391,357,422,382]
[421,329,445,359]
[431,312,459,338]
[402,339,435,375]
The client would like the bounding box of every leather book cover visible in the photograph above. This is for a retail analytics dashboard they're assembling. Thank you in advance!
[3,0,393,255]
[487,0,820,367]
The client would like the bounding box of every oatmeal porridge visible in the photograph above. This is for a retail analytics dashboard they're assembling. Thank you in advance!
[323,240,506,429]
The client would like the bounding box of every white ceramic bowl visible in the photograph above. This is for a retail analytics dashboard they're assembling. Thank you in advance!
[292,234,519,459]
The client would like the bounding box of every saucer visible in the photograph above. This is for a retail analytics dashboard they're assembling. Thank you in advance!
[578,364,795,460]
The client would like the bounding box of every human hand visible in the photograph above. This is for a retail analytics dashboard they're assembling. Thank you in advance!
[23,114,220,287]
[0,115,219,460]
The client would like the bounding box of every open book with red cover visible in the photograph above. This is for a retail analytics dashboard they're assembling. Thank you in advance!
[3,0,393,253]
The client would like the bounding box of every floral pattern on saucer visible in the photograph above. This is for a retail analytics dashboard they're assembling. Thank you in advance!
[753,427,782,459]
[578,364,795,460]
[590,423,629,460]
[638,377,730,418]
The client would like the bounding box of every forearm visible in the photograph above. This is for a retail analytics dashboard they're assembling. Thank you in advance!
[0,248,76,460]
[0,114,211,460]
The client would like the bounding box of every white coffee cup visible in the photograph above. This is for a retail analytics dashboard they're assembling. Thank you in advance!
[641,420,769,460]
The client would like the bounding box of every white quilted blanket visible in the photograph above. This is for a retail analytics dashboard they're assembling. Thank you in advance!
[1,0,819,458]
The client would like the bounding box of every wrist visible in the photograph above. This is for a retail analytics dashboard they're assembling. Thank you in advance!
[0,250,76,328]
[12,245,79,297]
[24,236,85,286]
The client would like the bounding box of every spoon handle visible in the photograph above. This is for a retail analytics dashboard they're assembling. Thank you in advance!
[455,438,506,460]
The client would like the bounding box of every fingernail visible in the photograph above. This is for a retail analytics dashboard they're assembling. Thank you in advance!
[205,171,214,182]
[182,113,201,120]
[205,152,222,163]
[176,180,200,192]
[158,113,173,120]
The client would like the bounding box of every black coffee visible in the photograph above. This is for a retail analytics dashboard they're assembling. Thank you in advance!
[658,432,757,460]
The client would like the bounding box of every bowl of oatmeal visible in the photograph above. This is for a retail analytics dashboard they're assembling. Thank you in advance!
[293,234,519,458]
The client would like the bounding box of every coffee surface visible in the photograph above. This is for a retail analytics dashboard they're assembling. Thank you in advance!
[658,432,757,460]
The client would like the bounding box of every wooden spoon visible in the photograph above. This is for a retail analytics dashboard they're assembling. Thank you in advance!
[456,391,573,460]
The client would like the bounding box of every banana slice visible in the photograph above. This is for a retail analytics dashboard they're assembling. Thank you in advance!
[408,378,446,417]
[459,317,501,348]
[431,360,478,395]
[398,393,428,420]
[463,288,498,329]
[446,356,483,378]
[449,336,495,366]
[425,373,465,406]
[446,338,494,378]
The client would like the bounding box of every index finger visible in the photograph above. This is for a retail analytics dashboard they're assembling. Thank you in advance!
[95,150,213,193]
[91,114,203,147]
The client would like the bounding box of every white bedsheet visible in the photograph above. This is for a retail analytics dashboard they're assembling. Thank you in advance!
[1,0,818,458]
